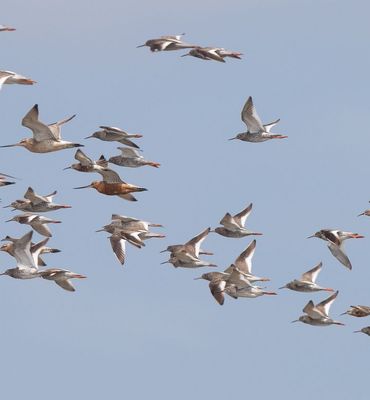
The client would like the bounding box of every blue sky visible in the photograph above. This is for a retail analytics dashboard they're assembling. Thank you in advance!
[1,1,370,399]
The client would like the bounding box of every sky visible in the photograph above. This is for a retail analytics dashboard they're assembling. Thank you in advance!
[1,0,370,399]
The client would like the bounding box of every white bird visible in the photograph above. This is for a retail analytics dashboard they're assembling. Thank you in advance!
[279,262,334,292]
[292,291,344,326]
[229,97,287,142]
[0,70,36,91]
[0,25,16,32]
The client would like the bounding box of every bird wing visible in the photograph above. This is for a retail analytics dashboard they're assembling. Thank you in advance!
[302,300,324,319]
[241,97,264,133]
[263,119,280,132]
[119,147,142,158]
[233,240,256,274]
[300,262,323,283]
[219,212,240,231]
[30,238,50,267]
[209,279,226,305]
[24,187,50,204]
[54,279,75,292]
[74,149,93,166]
[21,104,56,142]
[315,291,339,318]
[185,227,211,257]
[30,220,52,237]
[117,193,137,202]
[13,231,37,270]
[227,265,252,287]
[99,126,129,136]
[109,235,126,265]
[96,168,124,183]
[233,203,253,228]
[48,114,76,140]
[0,71,13,90]
[200,47,225,62]
[327,242,352,270]
[111,214,140,223]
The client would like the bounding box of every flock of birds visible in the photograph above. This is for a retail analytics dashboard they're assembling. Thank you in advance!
[1,27,370,337]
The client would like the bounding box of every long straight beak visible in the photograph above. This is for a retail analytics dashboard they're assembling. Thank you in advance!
[3,204,13,208]
[136,44,146,48]
[340,311,348,316]
[357,212,365,217]
[160,249,168,253]
[228,137,238,141]
[84,136,94,139]
[291,319,299,323]
[278,286,287,290]
[0,143,19,148]
[63,166,72,170]
[193,277,203,280]
[160,261,170,265]
[73,184,93,189]
[0,172,19,179]
[181,54,189,57]
[353,330,362,333]
[307,235,315,239]
[5,219,13,222]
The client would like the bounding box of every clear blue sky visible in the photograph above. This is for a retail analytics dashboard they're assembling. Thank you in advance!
[1,1,370,399]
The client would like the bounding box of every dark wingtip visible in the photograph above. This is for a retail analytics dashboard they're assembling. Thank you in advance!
[74,144,84,147]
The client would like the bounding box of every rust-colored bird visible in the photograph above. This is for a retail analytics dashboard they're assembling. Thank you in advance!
[74,167,147,201]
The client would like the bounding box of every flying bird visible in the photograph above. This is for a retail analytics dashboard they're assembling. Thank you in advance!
[0,104,82,153]
[109,147,160,168]
[40,269,86,292]
[0,70,36,91]
[6,213,62,237]
[85,126,142,149]
[307,229,364,270]
[63,149,108,172]
[279,262,334,292]
[0,25,16,32]
[137,34,196,52]
[74,167,147,201]
[229,96,287,142]
[213,203,262,238]
[181,47,242,62]
[341,305,370,318]
[292,291,344,326]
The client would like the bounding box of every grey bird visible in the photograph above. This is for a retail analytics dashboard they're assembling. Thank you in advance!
[109,147,160,168]
[63,149,108,172]
[181,47,242,62]
[229,97,287,142]
[6,213,62,237]
[354,327,370,336]
[341,305,370,318]
[292,291,344,326]
[279,262,334,293]
[307,229,364,270]
[85,126,142,149]
[137,34,196,52]
[213,203,262,238]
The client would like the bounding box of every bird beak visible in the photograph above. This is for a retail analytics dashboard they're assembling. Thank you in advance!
[159,249,168,253]
[136,44,146,48]
[63,166,72,170]
[278,286,286,290]
[353,330,362,333]
[160,261,170,265]
[5,219,13,222]
[291,319,299,323]
[95,229,105,232]
[84,135,94,139]
[357,212,365,217]
[228,137,238,141]
[306,235,315,239]
[73,184,93,189]
[0,143,19,148]
[193,277,203,280]
[340,311,348,316]
[3,204,13,208]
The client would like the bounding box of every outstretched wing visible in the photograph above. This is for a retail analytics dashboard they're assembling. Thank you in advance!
[241,97,264,133]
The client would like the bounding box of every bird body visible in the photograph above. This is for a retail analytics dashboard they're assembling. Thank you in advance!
[280,262,334,293]
[109,147,160,168]
[229,97,287,142]
[182,47,242,62]
[137,34,196,52]
[214,203,262,238]
[342,305,370,317]
[6,213,61,237]
[0,70,36,91]
[0,104,82,153]
[85,126,142,149]
[293,291,344,326]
